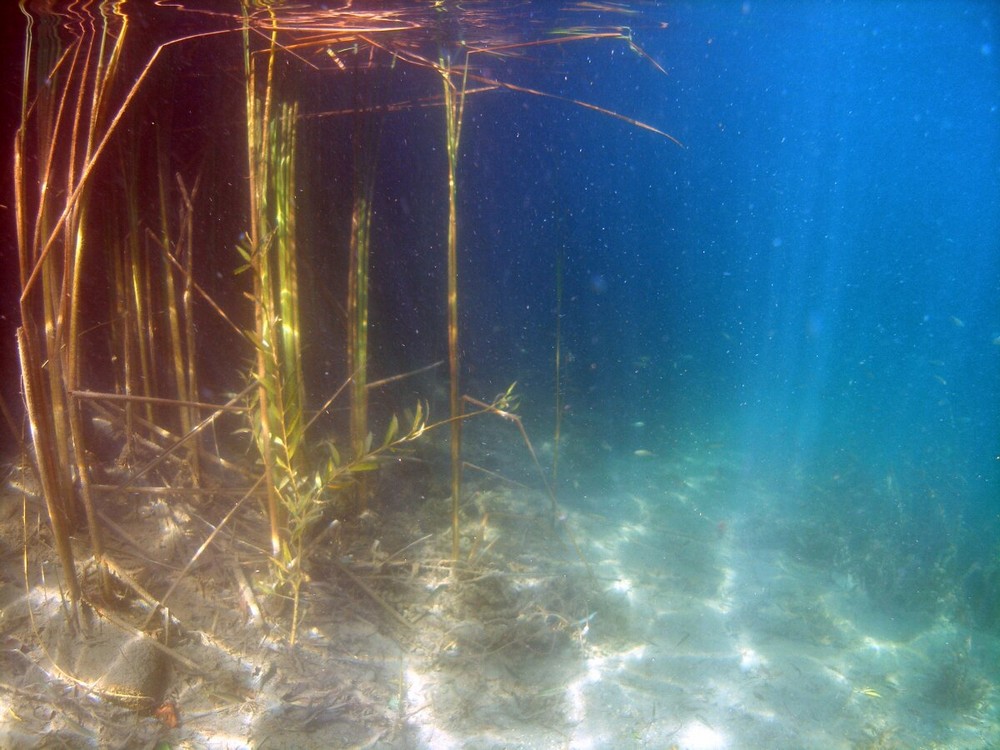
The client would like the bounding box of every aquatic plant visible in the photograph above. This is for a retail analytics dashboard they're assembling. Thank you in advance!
[441,53,468,560]
[3,5,698,745]
[923,640,990,713]
[346,82,379,514]
[10,0,676,644]
[14,2,135,610]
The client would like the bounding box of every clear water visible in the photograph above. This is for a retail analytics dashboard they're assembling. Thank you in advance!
[4,2,999,748]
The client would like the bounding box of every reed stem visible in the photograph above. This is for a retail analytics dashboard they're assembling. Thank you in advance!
[347,86,379,512]
[553,242,564,493]
[441,56,468,561]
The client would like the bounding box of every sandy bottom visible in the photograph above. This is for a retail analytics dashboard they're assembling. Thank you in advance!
[1,442,997,749]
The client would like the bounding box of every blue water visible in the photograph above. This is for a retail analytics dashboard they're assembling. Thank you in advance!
[419,2,1000,610]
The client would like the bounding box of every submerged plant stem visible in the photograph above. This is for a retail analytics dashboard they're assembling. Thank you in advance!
[442,56,468,561]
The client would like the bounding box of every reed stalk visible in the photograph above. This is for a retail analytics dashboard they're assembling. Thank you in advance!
[157,144,198,481]
[14,7,132,608]
[107,211,134,457]
[144,168,204,484]
[273,108,303,431]
[61,10,131,603]
[553,243,564,493]
[16,329,79,609]
[178,175,202,485]
[243,7,284,560]
[440,56,468,561]
[115,152,157,436]
[243,8,322,641]
[347,86,379,512]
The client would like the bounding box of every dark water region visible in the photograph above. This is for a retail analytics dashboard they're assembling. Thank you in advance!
[2,1,1000,747]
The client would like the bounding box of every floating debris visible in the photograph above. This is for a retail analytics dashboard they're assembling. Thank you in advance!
[633,449,655,458]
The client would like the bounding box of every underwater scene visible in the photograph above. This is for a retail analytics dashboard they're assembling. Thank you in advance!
[1,2,998,748]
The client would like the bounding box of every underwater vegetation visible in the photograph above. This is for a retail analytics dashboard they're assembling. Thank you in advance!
[769,462,1000,640]
[923,641,991,714]
[3,1,680,739]
[7,3,995,747]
